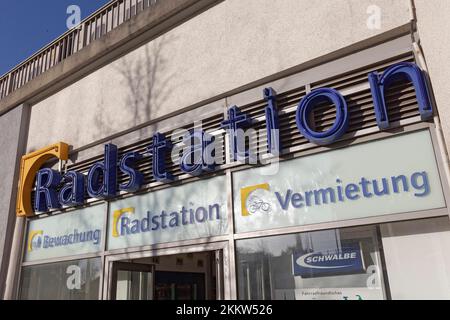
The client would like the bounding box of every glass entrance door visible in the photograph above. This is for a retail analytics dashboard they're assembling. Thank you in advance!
[108,249,224,300]
[111,262,155,300]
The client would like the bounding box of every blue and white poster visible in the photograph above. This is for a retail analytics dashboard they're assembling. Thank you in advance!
[233,130,446,233]
[25,204,105,262]
[107,175,228,250]
[292,244,364,278]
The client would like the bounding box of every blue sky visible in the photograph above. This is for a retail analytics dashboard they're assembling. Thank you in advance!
[0,0,110,76]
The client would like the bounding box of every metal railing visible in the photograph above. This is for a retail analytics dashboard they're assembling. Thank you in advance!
[0,0,159,101]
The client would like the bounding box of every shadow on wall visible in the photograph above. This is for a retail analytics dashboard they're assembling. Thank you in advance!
[93,34,177,139]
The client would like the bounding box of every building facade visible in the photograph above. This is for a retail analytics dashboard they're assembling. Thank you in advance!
[1,0,450,300]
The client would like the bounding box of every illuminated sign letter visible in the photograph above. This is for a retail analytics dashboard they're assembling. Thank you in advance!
[221,106,253,161]
[368,62,433,129]
[147,133,173,182]
[264,87,281,155]
[87,143,118,199]
[119,151,144,192]
[296,88,349,145]
[58,171,85,207]
[180,130,215,176]
[35,168,62,212]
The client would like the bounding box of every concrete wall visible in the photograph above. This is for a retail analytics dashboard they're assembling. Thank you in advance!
[0,105,28,297]
[26,0,411,152]
[414,0,450,153]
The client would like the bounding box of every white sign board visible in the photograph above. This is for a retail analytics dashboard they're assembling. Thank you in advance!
[108,175,228,250]
[25,204,105,262]
[233,130,446,233]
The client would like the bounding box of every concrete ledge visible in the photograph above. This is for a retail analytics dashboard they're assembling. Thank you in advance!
[0,0,223,116]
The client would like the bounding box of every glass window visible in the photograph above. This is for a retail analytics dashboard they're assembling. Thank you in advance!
[236,226,388,300]
[236,216,450,300]
[19,258,101,300]
[381,217,450,299]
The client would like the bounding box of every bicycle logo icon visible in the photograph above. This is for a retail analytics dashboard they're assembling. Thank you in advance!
[247,196,272,214]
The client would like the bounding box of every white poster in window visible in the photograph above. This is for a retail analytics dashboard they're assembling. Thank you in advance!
[293,287,384,300]
[107,175,228,250]
[233,130,446,233]
[25,204,105,262]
